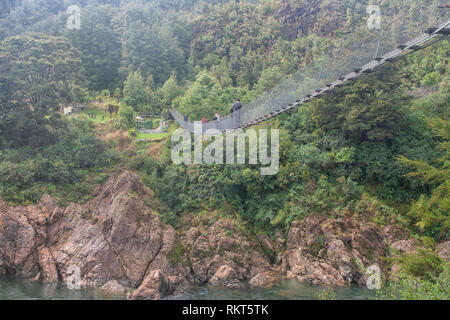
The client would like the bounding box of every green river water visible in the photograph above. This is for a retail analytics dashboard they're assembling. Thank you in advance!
[0,278,376,300]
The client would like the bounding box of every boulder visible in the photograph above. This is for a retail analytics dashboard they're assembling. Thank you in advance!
[99,280,126,296]
[129,269,179,300]
[209,265,243,289]
[391,239,421,254]
[437,241,450,261]
[248,273,278,288]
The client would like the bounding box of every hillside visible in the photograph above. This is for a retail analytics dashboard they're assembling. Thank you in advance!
[0,0,448,300]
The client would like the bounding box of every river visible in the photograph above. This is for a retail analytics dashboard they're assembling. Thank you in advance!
[0,278,376,300]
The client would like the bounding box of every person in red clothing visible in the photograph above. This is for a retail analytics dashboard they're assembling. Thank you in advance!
[201,116,207,133]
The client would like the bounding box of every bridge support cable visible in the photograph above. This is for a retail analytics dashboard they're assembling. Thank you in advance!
[171,1,449,135]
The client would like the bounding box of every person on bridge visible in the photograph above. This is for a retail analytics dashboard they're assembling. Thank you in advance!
[230,98,243,129]
[184,113,189,122]
[202,116,207,133]
[213,111,221,130]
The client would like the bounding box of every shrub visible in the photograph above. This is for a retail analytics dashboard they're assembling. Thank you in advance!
[420,72,439,87]
[118,105,136,129]
[379,263,449,300]
[0,117,115,205]
[398,249,444,281]
[128,129,137,138]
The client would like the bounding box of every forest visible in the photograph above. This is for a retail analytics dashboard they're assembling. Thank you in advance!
[0,0,448,299]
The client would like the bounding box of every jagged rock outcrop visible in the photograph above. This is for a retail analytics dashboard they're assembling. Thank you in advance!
[0,167,271,299]
[170,214,272,290]
[0,168,183,298]
[279,216,390,286]
[280,217,449,286]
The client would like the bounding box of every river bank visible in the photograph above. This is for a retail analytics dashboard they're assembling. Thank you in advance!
[0,278,376,300]
[1,168,448,300]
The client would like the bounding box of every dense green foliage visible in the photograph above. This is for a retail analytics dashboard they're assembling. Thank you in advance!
[379,251,449,300]
[0,33,82,147]
[398,118,450,240]
[1,0,447,233]
[122,71,151,112]
[0,115,117,205]
[380,265,449,300]
[138,52,448,237]
[0,32,117,204]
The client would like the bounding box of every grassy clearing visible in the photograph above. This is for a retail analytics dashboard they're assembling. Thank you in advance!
[136,132,169,140]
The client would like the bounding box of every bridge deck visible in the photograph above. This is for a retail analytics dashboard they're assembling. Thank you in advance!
[171,12,449,135]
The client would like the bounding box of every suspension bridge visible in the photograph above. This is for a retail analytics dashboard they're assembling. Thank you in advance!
[170,0,449,134]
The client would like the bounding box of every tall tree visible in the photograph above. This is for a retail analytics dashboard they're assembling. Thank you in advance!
[114,2,188,86]
[0,32,82,147]
[122,70,151,113]
[0,32,81,115]
[64,5,122,91]
[160,73,181,108]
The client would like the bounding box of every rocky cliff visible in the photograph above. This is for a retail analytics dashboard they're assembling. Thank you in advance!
[0,168,448,299]
[279,216,394,286]
[0,167,272,299]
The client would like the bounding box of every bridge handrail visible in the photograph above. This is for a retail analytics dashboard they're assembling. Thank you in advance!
[171,1,449,134]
